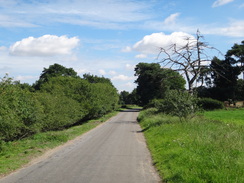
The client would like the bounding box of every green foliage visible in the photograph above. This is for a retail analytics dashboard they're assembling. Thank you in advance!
[139,109,244,183]
[134,62,185,106]
[34,92,83,131]
[34,63,78,89]
[226,40,244,77]
[0,70,119,142]
[83,73,113,86]
[197,98,224,111]
[0,76,41,141]
[40,76,119,120]
[157,90,198,120]
[144,98,164,109]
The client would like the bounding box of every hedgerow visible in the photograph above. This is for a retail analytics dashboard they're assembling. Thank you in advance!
[0,74,119,142]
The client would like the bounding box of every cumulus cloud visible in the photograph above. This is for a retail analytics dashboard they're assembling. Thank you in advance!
[128,32,196,54]
[9,35,79,57]
[212,0,234,7]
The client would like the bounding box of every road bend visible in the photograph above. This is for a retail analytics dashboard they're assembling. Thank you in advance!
[0,109,161,183]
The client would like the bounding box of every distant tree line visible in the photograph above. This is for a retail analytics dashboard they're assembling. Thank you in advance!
[0,64,119,142]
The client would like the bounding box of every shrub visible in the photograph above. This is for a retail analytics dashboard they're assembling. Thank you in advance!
[35,92,84,131]
[157,90,198,120]
[0,77,42,141]
[144,99,164,109]
[197,98,224,110]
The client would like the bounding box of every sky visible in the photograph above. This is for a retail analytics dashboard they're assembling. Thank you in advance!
[0,0,244,92]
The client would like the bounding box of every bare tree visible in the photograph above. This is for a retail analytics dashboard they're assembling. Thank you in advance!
[157,30,219,94]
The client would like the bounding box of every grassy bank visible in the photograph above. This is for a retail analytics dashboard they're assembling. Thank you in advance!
[138,108,244,183]
[0,110,119,177]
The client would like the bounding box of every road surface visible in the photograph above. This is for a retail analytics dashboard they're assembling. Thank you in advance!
[0,109,160,183]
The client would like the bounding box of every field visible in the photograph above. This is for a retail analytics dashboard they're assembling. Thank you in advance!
[203,108,244,125]
[138,108,244,183]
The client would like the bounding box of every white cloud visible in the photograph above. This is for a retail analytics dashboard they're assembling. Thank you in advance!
[111,74,134,81]
[99,69,106,75]
[128,32,196,54]
[108,70,117,75]
[9,35,79,57]
[203,19,244,37]
[15,75,38,82]
[125,64,135,70]
[135,54,147,59]
[212,0,234,7]
[0,15,37,27]
[219,20,244,37]
[164,13,180,25]
[124,82,135,88]
[0,46,7,51]
[0,0,153,29]
[121,46,132,52]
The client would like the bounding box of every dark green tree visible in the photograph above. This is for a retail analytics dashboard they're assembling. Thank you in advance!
[226,40,244,79]
[119,91,130,105]
[83,73,114,86]
[236,79,244,100]
[134,62,185,106]
[34,63,78,89]
[210,57,241,100]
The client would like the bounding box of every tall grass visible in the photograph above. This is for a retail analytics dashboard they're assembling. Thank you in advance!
[138,108,244,183]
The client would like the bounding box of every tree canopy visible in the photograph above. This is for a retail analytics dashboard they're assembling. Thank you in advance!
[34,63,78,89]
[134,62,185,106]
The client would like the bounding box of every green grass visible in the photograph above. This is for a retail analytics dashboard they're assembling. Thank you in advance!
[203,108,244,125]
[138,108,244,183]
[0,110,119,177]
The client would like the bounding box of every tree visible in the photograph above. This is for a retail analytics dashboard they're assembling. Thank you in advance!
[226,40,244,79]
[210,56,241,100]
[236,79,244,100]
[158,31,218,94]
[134,62,185,106]
[34,63,78,89]
[83,73,114,86]
[119,91,130,105]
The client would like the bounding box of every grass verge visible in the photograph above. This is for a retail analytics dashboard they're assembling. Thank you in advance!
[0,110,119,177]
[138,108,244,183]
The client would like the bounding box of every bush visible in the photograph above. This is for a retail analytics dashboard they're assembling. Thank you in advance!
[0,77,42,141]
[0,74,119,142]
[144,99,164,109]
[35,92,84,131]
[197,98,224,111]
[157,90,198,120]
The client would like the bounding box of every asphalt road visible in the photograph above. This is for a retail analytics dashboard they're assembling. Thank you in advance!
[0,109,160,183]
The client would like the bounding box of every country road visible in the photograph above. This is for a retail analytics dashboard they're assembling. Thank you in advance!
[0,109,161,183]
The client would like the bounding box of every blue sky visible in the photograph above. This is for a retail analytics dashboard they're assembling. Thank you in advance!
[0,0,244,92]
